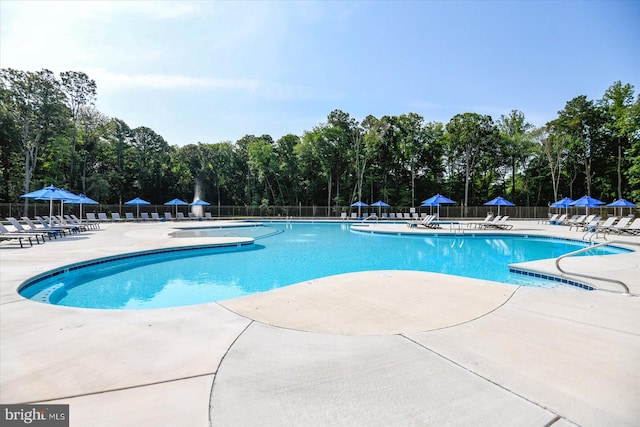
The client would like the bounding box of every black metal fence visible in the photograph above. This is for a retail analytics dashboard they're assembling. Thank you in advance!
[1,202,635,221]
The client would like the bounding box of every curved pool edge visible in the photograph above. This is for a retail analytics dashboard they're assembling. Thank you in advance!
[16,237,255,304]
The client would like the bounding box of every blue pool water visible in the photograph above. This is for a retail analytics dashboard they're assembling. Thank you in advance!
[19,222,628,309]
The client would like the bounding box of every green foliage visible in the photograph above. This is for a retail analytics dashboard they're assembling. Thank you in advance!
[1,68,638,210]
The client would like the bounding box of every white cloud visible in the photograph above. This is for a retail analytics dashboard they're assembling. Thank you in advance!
[87,69,262,92]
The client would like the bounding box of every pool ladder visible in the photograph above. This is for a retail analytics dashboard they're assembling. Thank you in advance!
[554,240,640,295]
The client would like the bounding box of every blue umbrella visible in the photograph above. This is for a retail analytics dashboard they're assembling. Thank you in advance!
[484,196,515,217]
[66,193,99,220]
[607,198,636,216]
[125,197,151,218]
[21,185,76,225]
[570,195,605,215]
[421,194,455,218]
[370,200,390,217]
[350,200,368,217]
[189,199,210,206]
[164,198,188,217]
[550,197,574,208]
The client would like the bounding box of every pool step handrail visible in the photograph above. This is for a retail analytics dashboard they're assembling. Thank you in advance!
[554,240,640,295]
[362,215,379,222]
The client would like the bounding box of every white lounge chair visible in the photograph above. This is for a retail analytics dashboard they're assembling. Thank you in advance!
[204,212,213,220]
[125,212,136,221]
[21,217,64,238]
[468,214,496,229]
[141,212,151,221]
[5,218,48,243]
[601,217,630,235]
[617,217,640,235]
[0,223,34,248]
[481,216,512,230]
[594,217,617,233]
[151,212,161,220]
[70,214,100,229]
[97,213,108,222]
[540,213,559,224]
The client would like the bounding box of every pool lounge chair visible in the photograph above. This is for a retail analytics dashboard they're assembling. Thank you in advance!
[480,216,513,230]
[141,212,151,221]
[0,223,34,248]
[164,212,174,221]
[468,214,498,229]
[601,217,631,235]
[53,215,88,232]
[151,212,161,220]
[569,214,594,230]
[111,213,124,222]
[4,219,48,243]
[617,217,640,235]
[21,217,64,238]
[550,214,568,225]
[539,213,559,225]
[204,212,213,220]
[35,216,75,235]
[125,212,136,221]
[408,215,438,229]
[593,217,618,233]
[70,214,100,230]
[86,213,100,224]
[97,213,109,222]
[176,212,186,220]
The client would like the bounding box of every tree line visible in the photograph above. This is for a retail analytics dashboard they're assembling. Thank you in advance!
[1,68,639,216]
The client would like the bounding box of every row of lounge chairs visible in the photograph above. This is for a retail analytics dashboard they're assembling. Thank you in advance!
[87,212,214,222]
[0,215,100,248]
[545,213,640,235]
[585,216,640,236]
[341,212,432,220]
[467,215,513,230]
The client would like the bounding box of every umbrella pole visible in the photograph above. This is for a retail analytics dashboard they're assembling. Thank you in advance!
[49,199,53,226]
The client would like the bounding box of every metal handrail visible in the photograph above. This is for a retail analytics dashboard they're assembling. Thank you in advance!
[554,240,640,295]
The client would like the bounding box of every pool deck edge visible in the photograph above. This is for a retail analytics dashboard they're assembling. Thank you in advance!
[1,220,639,426]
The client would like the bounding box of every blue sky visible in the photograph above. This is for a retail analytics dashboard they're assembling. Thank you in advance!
[2,0,639,146]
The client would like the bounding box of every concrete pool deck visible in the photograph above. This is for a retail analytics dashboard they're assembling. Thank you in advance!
[0,219,639,426]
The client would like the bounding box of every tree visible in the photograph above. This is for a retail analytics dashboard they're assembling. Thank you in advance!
[1,68,69,215]
[497,110,534,203]
[533,125,567,202]
[60,71,97,189]
[446,113,499,214]
[552,95,607,196]
[600,81,636,199]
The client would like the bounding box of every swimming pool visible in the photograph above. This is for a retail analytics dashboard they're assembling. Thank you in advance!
[19,222,628,309]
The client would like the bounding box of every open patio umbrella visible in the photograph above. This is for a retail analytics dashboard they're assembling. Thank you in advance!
[421,194,456,219]
[125,197,151,219]
[21,185,77,225]
[66,193,99,220]
[570,195,605,215]
[607,198,636,217]
[370,200,390,217]
[164,198,188,217]
[484,196,515,217]
[350,200,368,217]
[551,197,574,216]
[190,199,210,218]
